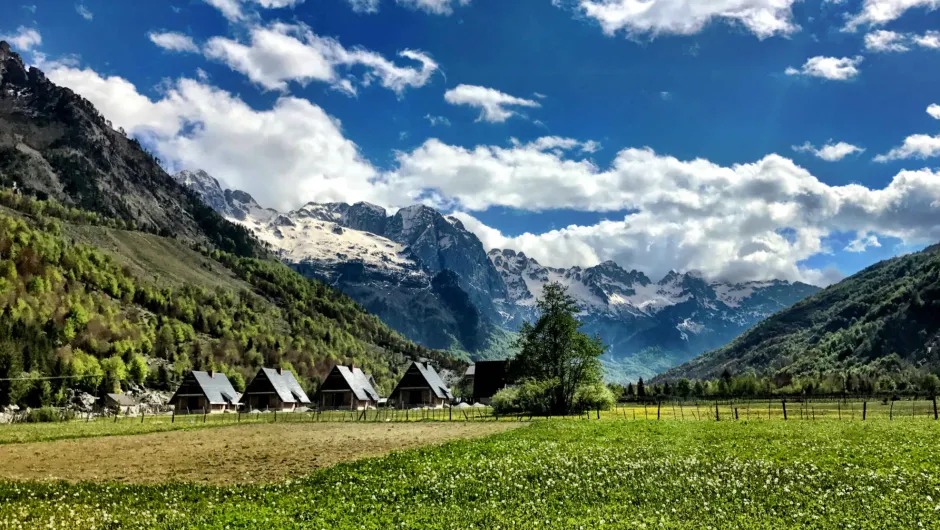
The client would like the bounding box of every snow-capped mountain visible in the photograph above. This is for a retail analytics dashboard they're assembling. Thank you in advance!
[176,170,819,381]
[173,170,505,355]
[488,248,819,380]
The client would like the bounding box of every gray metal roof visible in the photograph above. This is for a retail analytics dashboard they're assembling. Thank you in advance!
[336,365,381,402]
[106,393,137,407]
[415,362,454,400]
[260,368,312,404]
[465,365,476,377]
[192,371,240,405]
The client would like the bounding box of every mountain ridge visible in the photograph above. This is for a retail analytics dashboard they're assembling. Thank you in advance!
[178,169,821,380]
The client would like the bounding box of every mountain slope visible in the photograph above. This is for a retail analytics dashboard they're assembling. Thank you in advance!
[489,248,820,381]
[0,42,261,258]
[177,170,505,357]
[0,190,463,408]
[656,245,940,383]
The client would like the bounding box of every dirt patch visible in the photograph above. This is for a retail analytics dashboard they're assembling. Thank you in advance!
[0,422,520,485]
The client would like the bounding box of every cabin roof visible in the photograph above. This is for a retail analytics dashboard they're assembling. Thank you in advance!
[190,371,240,405]
[106,393,137,407]
[335,365,381,402]
[258,368,312,404]
[393,361,453,400]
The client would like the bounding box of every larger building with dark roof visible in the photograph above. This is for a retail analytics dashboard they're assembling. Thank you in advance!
[471,360,509,404]
[316,364,381,410]
[168,370,240,413]
[242,367,312,412]
[389,361,453,408]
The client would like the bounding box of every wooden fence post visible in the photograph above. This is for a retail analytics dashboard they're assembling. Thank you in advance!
[889,401,894,421]
[863,401,867,421]
[734,407,739,421]
[714,402,720,421]
[838,402,841,420]
[933,396,938,420]
[679,402,684,420]
[644,403,648,420]
[203,410,207,423]
[141,411,145,424]
[782,400,787,420]
[657,401,661,421]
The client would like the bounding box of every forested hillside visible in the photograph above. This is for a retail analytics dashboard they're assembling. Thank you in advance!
[0,190,463,408]
[655,245,940,393]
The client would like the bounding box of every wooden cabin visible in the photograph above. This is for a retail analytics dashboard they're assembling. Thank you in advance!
[168,370,240,414]
[105,393,138,415]
[316,364,381,410]
[389,361,453,408]
[241,367,312,412]
[471,360,509,404]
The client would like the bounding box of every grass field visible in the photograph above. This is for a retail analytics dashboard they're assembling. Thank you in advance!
[1,419,938,529]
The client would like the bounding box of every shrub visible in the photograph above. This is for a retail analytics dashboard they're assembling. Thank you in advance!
[573,382,616,412]
[490,386,520,415]
[517,379,556,415]
[25,407,73,423]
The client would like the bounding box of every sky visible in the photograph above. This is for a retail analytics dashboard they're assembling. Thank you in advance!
[3,0,940,286]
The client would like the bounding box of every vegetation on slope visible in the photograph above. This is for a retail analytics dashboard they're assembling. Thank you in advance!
[0,190,462,408]
[655,245,940,394]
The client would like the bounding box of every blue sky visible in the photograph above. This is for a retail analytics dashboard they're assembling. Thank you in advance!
[3,0,940,285]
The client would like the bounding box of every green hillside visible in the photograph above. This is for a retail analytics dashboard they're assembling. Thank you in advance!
[655,245,940,393]
[0,190,463,408]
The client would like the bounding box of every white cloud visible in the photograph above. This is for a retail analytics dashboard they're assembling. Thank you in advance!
[22,5,37,14]
[203,0,306,21]
[575,0,801,40]
[928,104,940,120]
[75,3,93,20]
[346,0,380,12]
[845,233,882,252]
[874,134,940,162]
[915,30,940,49]
[44,64,381,212]
[38,59,940,286]
[785,56,863,81]
[844,0,940,32]
[864,30,909,52]
[444,84,541,123]
[424,114,451,127]
[204,23,438,95]
[792,141,865,161]
[148,31,200,53]
[0,26,42,51]
[388,139,940,284]
[396,0,470,15]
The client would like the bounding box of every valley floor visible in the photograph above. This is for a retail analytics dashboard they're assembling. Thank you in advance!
[0,419,938,528]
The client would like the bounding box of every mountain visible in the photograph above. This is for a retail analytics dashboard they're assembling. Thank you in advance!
[179,169,819,380]
[489,248,820,381]
[655,245,940,383]
[0,40,464,409]
[0,43,261,258]
[175,170,506,357]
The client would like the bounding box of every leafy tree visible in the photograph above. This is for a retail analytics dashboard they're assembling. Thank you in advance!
[511,282,606,414]
[637,377,646,398]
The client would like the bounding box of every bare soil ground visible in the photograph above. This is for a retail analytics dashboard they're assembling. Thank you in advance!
[0,422,519,485]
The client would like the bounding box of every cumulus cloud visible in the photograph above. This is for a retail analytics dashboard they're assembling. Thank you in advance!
[915,30,940,49]
[874,134,940,162]
[75,3,93,20]
[929,104,940,120]
[792,141,865,161]
[845,233,882,252]
[44,64,381,212]
[204,22,438,94]
[864,30,909,52]
[844,0,940,32]
[204,0,306,21]
[148,31,200,53]
[0,26,42,51]
[389,140,940,284]
[41,60,940,286]
[346,0,380,12]
[575,0,801,39]
[396,0,471,14]
[862,29,940,51]
[785,56,863,81]
[444,84,541,123]
[424,114,451,127]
